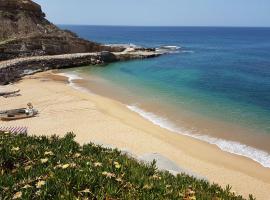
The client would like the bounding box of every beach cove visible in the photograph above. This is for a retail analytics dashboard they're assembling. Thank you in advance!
[1,71,270,199]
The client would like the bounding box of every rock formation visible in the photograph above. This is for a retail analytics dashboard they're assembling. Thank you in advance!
[0,0,163,85]
[0,0,124,61]
[0,50,162,85]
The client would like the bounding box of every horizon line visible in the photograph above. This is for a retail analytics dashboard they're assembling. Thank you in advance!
[57,24,270,28]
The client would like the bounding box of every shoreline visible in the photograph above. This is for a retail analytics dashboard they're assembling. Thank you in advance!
[62,69,270,168]
[1,71,270,199]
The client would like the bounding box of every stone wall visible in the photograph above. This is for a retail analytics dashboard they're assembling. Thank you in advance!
[0,52,117,85]
[0,49,162,85]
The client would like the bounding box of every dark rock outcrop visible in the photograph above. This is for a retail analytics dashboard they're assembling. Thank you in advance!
[0,0,124,61]
[0,52,118,84]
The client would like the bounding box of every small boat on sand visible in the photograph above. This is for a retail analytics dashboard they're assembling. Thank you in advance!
[0,103,38,120]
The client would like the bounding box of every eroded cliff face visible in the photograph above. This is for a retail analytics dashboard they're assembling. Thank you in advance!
[0,0,58,40]
[0,0,123,61]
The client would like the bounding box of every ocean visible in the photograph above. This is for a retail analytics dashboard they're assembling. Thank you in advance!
[59,25,270,168]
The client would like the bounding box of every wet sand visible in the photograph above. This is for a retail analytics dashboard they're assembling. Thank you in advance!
[0,71,270,199]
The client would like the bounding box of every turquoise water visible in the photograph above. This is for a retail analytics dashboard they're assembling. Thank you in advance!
[60,26,270,167]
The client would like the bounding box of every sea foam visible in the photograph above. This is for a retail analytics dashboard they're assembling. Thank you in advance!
[156,45,181,54]
[105,43,140,49]
[58,72,89,92]
[181,50,195,54]
[127,105,270,168]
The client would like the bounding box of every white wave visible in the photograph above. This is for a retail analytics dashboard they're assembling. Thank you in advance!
[127,105,270,168]
[181,50,195,54]
[59,72,82,81]
[156,45,181,54]
[159,45,181,50]
[58,72,89,93]
[105,43,141,49]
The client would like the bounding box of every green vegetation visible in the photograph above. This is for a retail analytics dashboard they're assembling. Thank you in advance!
[0,131,255,200]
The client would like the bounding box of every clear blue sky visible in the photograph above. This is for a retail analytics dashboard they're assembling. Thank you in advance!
[34,0,270,27]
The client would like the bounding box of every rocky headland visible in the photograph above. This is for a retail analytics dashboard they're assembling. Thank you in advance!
[0,0,162,84]
[0,50,161,84]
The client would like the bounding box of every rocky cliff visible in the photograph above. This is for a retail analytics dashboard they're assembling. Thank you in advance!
[0,0,163,84]
[0,0,124,61]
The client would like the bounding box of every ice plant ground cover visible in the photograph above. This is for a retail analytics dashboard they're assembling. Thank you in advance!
[0,131,255,199]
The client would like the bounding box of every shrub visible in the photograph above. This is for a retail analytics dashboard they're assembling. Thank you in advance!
[0,131,253,199]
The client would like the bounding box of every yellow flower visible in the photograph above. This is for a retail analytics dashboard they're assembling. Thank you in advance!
[44,151,54,156]
[143,184,152,190]
[54,164,61,169]
[152,174,161,180]
[62,164,70,169]
[186,188,195,195]
[79,189,90,193]
[49,171,55,178]
[102,171,115,178]
[11,147,20,151]
[40,158,48,164]
[94,162,102,167]
[22,184,32,189]
[102,171,108,176]
[74,153,81,158]
[12,191,22,199]
[114,161,121,169]
[116,177,123,182]
[24,166,32,171]
[36,180,45,188]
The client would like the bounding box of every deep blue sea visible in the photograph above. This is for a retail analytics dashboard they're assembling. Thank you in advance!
[60,25,270,167]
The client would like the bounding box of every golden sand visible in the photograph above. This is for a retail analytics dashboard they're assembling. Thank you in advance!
[1,72,270,199]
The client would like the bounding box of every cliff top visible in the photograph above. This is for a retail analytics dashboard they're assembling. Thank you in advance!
[0,0,42,12]
[0,0,58,41]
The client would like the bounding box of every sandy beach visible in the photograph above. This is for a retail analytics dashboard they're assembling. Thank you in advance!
[1,71,270,199]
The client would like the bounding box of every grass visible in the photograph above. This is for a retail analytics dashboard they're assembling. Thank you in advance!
[0,131,255,200]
